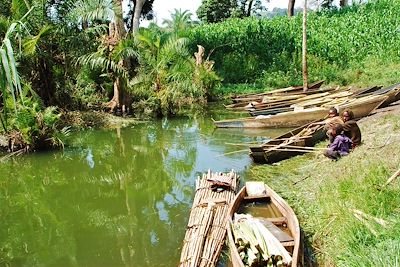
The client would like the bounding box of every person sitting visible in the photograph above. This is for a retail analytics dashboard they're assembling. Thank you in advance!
[324,123,353,160]
[342,109,362,148]
[311,107,344,142]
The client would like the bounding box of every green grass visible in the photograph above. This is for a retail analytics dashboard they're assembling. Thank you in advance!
[246,113,400,266]
[341,57,400,88]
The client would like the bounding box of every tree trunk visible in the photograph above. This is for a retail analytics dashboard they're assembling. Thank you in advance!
[302,0,308,92]
[246,0,254,17]
[288,0,295,17]
[106,0,126,112]
[339,0,348,7]
[132,0,146,33]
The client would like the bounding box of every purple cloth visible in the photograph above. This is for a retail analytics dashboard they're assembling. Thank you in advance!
[328,134,353,156]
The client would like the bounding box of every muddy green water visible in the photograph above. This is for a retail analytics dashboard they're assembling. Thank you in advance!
[0,111,290,267]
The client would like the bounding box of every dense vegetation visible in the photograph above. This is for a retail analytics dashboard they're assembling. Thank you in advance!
[1,0,399,150]
[189,0,400,87]
[0,2,219,151]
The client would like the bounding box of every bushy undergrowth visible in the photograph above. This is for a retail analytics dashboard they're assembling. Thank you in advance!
[1,89,69,151]
[189,0,400,87]
[248,113,400,265]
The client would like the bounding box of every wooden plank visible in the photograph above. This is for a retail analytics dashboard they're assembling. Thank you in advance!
[243,195,270,200]
[281,240,296,247]
[266,216,288,225]
[256,217,294,242]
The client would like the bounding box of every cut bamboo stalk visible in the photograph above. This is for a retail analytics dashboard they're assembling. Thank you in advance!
[384,167,400,186]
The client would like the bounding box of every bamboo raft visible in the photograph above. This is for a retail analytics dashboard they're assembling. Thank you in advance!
[179,170,240,267]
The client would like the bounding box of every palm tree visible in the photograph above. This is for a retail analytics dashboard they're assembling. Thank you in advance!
[130,29,201,115]
[162,9,194,33]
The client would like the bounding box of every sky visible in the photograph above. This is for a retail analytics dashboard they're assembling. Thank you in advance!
[149,0,303,25]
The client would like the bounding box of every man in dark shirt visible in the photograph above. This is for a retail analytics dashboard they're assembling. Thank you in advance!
[342,109,362,148]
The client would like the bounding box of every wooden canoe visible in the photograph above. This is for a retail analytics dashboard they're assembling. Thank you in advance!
[375,83,400,108]
[213,94,388,129]
[353,86,382,98]
[230,80,325,103]
[249,122,325,164]
[226,182,301,267]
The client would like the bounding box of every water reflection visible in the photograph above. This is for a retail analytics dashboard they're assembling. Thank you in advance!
[0,115,289,267]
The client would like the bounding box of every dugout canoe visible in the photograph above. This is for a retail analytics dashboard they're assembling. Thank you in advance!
[213,94,388,128]
[249,122,325,164]
[354,83,400,108]
[230,80,325,103]
[226,182,301,267]
[375,83,400,108]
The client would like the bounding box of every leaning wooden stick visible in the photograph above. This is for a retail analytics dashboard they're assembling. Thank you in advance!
[215,149,248,157]
[262,144,326,150]
[263,147,322,153]
[384,167,400,186]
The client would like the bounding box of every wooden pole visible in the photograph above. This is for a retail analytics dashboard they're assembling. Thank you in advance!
[262,144,326,150]
[263,147,321,153]
[302,0,309,92]
[215,149,248,157]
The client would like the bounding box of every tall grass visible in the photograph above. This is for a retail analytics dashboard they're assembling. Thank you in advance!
[248,113,400,265]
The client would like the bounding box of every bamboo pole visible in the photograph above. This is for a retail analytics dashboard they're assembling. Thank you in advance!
[265,147,322,153]
[262,144,327,150]
[215,149,248,157]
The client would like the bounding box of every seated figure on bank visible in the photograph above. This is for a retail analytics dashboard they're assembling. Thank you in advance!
[342,109,362,148]
[324,123,353,160]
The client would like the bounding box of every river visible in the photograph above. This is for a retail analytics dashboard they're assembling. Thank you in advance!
[0,109,290,267]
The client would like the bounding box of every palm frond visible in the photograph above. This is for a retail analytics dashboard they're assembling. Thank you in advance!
[74,0,115,24]
[23,24,53,55]
[77,51,128,78]
[112,38,139,61]
[83,24,108,36]
[11,0,29,20]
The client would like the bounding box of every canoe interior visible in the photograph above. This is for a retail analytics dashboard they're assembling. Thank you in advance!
[249,122,326,164]
[227,185,302,267]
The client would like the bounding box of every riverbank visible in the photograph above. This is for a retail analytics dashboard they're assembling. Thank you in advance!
[247,105,400,266]
[60,111,142,129]
[0,111,142,152]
